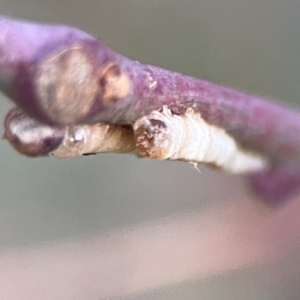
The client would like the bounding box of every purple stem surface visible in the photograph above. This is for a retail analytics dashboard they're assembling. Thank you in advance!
[0,16,300,164]
[2,16,300,204]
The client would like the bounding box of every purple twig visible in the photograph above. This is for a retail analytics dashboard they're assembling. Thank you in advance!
[1,16,300,204]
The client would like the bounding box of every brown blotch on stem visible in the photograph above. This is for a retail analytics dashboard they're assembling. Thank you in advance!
[99,63,131,105]
[167,105,188,116]
[36,46,97,125]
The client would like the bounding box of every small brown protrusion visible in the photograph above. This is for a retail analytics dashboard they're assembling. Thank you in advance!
[99,63,131,105]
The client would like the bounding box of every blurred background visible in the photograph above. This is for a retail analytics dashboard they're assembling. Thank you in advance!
[0,1,300,299]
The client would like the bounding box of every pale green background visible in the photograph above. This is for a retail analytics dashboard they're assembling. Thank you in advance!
[0,1,300,299]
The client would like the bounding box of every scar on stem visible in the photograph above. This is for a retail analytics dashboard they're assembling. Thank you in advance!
[98,63,131,105]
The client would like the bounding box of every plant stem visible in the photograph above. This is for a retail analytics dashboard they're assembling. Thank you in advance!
[1,16,300,164]
[3,16,300,203]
